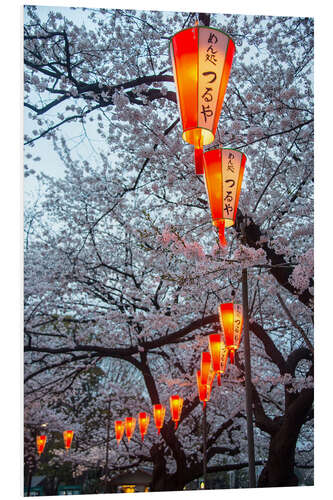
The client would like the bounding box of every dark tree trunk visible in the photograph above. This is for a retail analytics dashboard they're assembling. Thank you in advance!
[258,423,299,487]
[258,386,313,487]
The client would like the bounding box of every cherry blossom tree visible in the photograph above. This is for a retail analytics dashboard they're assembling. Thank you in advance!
[24,5,314,491]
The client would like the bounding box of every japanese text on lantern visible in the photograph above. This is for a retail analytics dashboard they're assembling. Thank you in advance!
[198,30,228,129]
[222,150,241,220]
[233,303,243,346]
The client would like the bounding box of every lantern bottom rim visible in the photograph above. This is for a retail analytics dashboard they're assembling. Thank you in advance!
[182,128,214,148]
[213,218,234,228]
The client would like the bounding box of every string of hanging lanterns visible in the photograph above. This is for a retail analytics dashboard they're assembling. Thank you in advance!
[113,396,184,445]
[31,17,256,489]
[35,429,75,456]
[169,16,256,488]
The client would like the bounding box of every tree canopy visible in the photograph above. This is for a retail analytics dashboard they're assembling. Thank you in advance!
[24,5,314,491]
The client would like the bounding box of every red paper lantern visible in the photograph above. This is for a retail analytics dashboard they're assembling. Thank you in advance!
[196,370,214,408]
[169,395,184,430]
[200,351,212,385]
[170,26,236,174]
[153,404,166,434]
[125,417,136,442]
[218,302,243,363]
[203,148,246,246]
[114,420,125,445]
[63,430,74,451]
[138,412,150,441]
[36,435,47,456]
[209,334,228,385]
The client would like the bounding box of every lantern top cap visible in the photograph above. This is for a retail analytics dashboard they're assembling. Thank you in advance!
[205,146,247,161]
[169,25,236,51]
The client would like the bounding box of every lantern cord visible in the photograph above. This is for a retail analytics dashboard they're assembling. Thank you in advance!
[217,372,221,386]
[175,421,178,430]
[218,221,227,247]
[229,348,235,364]
[157,428,160,435]
[194,147,204,175]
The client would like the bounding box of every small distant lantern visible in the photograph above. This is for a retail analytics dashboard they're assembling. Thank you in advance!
[153,404,166,434]
[169,395,184,430]
[125,417,136,442]
[63,430,74,451]
[196,370,214,408]
[209,334,228,385]
[115,420,125,445]
[36,435,47,456]
[170,26,236,174]
[200,351,212,385]
[138,412,150,442]
[218,302,243,364]
[203,148,246,246]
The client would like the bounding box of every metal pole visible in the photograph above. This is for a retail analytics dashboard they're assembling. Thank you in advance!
[202,403,207,489]
[242,267,256,487]
[26,467,33,497]
[103,398,112,493]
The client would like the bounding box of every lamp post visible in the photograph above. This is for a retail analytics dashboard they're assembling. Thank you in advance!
[242,266,256,487]
[196,361,214,489]
[202,402,207,488]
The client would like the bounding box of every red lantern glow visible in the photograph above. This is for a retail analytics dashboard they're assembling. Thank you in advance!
[209,334,228,385]
[196,370,214,408]
[36,435,47,456]
[218,303,243,364]
[115,420,125,445]
[138,412,150,441]
[153,404,166,434]
[170,27,236,174]
[125,417,136,442]
[203,148,246,246]
[200,351,211,386]
[63,430,74,451]
[169,395,184,430]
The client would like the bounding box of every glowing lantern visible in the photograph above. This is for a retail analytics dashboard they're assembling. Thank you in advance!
[115,420,125,445]
[200,351,212,385]
[125,417,136,442]
[138,412,150,441]
[209,334,228,385]
[203,148,246,246]
[153,404,166,434]
[169,395,184,430]
[170,26,236,174]
[218,302,243,364]
[63,430,74,451]
[36,435,47,456]
[196,370,214,408]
